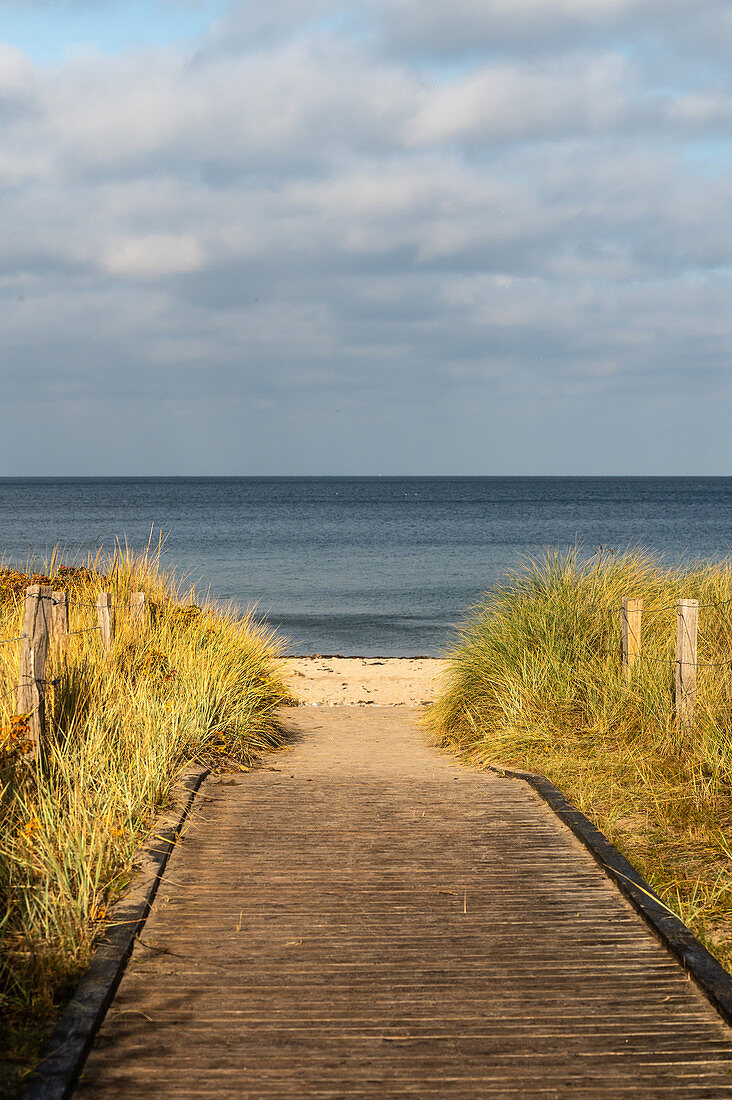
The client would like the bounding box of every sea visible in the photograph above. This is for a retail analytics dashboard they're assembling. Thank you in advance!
[1,476,731,656]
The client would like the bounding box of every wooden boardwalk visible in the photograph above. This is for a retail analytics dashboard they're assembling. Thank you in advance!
[76,708,732,1098]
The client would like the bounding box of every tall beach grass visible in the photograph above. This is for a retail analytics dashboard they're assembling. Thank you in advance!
[428,547,732,968]
[0,546,292,1095]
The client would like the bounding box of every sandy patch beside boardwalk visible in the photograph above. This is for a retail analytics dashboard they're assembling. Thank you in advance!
[282,656,449,706]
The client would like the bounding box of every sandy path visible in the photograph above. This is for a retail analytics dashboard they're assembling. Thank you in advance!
[282,656,449,706]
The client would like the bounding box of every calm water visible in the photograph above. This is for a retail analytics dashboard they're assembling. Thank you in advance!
[1,477,731,655]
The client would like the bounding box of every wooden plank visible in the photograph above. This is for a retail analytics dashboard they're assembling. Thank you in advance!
[17,584,51,755]
[493,763,732,1025]
[73,709,732,1099]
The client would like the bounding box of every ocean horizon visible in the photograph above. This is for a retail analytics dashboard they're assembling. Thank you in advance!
[1,475,731,656]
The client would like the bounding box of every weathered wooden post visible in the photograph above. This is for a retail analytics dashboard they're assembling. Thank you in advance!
[51,589,69,653]
[18,584,52,756]
[97,592,114,653]
[676,598,698,732]
[129,592,145,623]
[621,598,642,681]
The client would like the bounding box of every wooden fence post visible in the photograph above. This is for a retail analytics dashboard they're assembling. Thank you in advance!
[621,598,642,681]
[130,592,145,623]
[676,598,698,732]
[18,584,52,756]
[51,589,69,653]
[97,592,113,653]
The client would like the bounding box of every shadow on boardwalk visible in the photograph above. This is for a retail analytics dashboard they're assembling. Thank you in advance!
[75,708,732,1098]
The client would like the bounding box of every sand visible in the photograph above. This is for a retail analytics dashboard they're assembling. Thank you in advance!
[282,656,449,706]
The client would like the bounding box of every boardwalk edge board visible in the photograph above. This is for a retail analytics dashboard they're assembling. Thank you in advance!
[21,767,209,1100]
[492,764,732,1027]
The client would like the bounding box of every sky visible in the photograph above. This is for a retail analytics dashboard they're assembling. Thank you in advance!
[1,0,731,475]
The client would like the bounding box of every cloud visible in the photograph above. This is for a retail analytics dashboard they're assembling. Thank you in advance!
[373,0,721,57]
[409,53,634,145]
[102,233,205,276]
[0,42,34,92]
[0,1,731,473]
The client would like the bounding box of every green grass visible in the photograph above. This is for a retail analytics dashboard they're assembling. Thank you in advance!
[0,546,293,1097]
[427,546,732,970]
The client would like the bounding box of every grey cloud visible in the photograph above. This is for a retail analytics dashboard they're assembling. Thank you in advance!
[0,1,731,474]
[372,0,725,59]
[199,0,344,52]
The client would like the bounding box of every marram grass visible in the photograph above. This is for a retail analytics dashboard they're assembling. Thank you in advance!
[427,547,732,969]
[0,547,293,1095]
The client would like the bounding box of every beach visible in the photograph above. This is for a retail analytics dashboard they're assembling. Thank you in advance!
[283,656,449,706]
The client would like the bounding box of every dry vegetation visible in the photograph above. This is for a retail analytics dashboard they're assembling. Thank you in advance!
[428,547,732,970]
[0,547,292,1097]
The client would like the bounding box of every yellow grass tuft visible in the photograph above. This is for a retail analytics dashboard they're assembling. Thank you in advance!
[427,546,732,970]
[0,543,293,1094]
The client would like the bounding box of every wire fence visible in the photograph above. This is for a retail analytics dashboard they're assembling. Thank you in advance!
[606,594,732,730]
[0,586,146,756]
[489,587,732,729]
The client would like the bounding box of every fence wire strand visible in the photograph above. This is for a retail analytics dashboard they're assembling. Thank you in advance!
[0,591,121,737]
[596,594,732,617]
[4,581,732,742]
